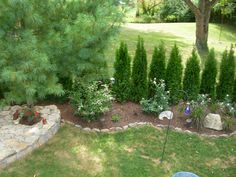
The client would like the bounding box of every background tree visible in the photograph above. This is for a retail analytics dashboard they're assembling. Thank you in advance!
[148,44,166,97]
[200,49,218,98]
[131,36,148,102]
[165,44,183,104]
[217,47,235,100]
[183,0,219,53]
[113,42,131,102]
[183,49,201,100]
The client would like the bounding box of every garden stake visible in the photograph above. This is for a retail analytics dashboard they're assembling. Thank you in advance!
[160,117,172,164]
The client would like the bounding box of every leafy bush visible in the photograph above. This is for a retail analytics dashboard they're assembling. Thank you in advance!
[159,0,194,22]
[111,114,121,122]
[183,49,201,101]
[131,36,148,102]
[140,80,169,115]
[113,42,131,102]
[148,44,166,97]
[165,44,183,104]
[217,47,235,100]
[70,82,112,121]
[200,49,218,99]
[222,116,234,132]
[219,95,236,117]
[190,94,209,131]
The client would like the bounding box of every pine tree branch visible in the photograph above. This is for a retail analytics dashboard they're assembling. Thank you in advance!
[183,0,201,16]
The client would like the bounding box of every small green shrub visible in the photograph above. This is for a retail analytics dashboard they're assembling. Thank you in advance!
[219,95,236,117]
[222,116,234,132]
[111,114,121,122]
[140,80,169,115]
[70,81,112,121]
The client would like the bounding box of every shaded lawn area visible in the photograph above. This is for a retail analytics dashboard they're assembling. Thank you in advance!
[1,124,236,177]
[105,23,236,75]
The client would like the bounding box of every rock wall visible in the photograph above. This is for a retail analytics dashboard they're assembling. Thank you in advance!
[0,105,61,169]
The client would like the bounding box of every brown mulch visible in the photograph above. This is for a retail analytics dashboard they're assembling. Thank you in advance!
[56,102,236,136]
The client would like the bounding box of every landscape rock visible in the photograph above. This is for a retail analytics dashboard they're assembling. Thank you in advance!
[204,113,223,131]
[159,111,173,120]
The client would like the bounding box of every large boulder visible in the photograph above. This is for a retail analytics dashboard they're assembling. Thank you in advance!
[159,111,173,120]
[203,113,223,131]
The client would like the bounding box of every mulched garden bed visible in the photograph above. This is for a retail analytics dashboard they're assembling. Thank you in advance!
[56,101,236,136]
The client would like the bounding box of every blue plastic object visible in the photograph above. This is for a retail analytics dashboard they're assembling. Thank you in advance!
[172,171,199,177]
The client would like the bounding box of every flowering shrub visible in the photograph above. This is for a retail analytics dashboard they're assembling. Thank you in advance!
[70,81,113,121]
[219,95,236,117]
[140,79,169,115]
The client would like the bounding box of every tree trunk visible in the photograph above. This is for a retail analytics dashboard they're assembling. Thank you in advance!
[136,0,140,17]
[195,14,210,53]
[183,0,219,55]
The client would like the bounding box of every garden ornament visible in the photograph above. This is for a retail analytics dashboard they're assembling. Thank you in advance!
[172,171,199,177]
[184,102,191,115]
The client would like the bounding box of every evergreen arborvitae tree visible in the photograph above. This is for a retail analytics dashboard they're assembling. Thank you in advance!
[217,47,236,100]
[113,42,131,102]
[165,44,183,104]
[148,43,166,97]
[200,48,217,99]
[183,49,200,100]
[131,36,148,102]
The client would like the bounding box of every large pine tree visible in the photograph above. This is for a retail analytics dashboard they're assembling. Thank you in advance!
[183,49,201,101]
[131,36,148,102]
[148,43,166,97]
[200,48,217,99]
[217,47,235,100]
[113,42,131,102]
[0,0,123,106]
[165,44,183,104]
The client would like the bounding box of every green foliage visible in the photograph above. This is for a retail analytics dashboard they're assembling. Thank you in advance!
[217,47,235,100]
[140,80,169,115]
[131,36,148,102]
[233,79,236,102]
[148,44,166,97]
[200,49,218,99]
[219,95,236,117]
[70,82,112,122]
[0,0,123,106]
[165,44,183,104]
[190,94,208,131]
[222,116,234,132]
[113,42,131,102]
[111,114,121,122]
[183,49,200,101]
[160,0,194,22]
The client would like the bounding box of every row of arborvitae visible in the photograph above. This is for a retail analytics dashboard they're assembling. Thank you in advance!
[113,37,236,104]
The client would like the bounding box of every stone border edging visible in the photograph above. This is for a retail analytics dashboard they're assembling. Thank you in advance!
[61,119,236,138]
[0,105,61,170]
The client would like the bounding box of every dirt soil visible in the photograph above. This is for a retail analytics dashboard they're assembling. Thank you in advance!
[57,102,236,135]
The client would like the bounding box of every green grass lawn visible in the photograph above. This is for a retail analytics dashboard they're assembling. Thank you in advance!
[105,23,236,75]
[1,124,235,177]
